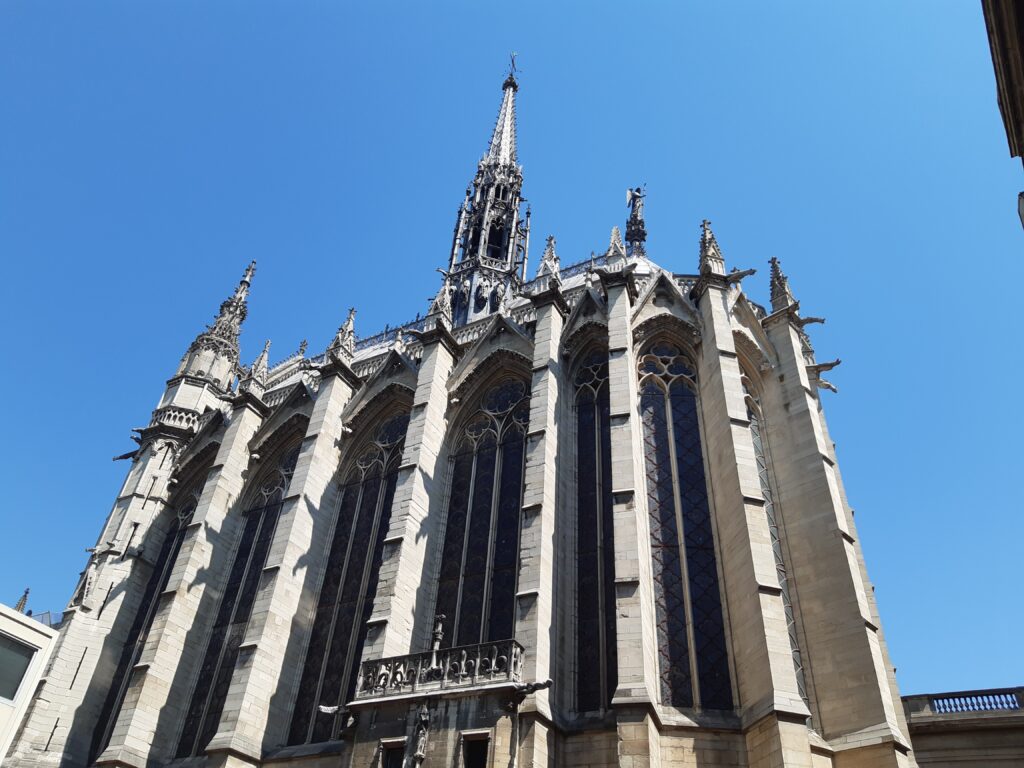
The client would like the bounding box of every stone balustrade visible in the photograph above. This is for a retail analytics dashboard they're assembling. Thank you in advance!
[904,687,1023,717]
[354,639,524,702]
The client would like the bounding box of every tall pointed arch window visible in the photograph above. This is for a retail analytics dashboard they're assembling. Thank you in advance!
[288,412,410,745]
[90,479,205,762]
[573,350,618,712]
[176,440,301,758]
[638,342,732,711]
[433,379,529,647]
[744,380,808,707]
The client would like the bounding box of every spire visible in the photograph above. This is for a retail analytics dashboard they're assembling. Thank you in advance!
[447,68,528,326]
[328,307,357,361]
[14,588,28,613]
[485,68,518,166]
[176,261,256,390]
[769,257,796,311]
[698,219,726,276]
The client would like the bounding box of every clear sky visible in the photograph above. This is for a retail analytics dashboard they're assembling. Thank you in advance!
[1,1,1020,697]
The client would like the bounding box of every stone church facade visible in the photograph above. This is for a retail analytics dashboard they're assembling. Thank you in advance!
[6,73,919,768]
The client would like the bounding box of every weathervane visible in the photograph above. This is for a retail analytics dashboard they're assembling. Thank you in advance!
[510,51,518,78]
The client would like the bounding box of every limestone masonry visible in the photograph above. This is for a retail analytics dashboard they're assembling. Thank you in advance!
[6,71,1021,768]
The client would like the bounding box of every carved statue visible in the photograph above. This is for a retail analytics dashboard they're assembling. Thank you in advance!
[627,186,646,220]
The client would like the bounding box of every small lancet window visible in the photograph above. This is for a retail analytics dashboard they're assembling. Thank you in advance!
[288,413,410,745]
[432,379,530,648]
[176,441,301,758]
[637,342,733,711]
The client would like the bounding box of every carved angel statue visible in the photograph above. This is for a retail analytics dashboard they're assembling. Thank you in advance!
[626,186,646,220]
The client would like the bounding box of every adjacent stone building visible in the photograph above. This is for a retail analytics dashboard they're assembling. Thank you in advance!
[7,72,936,768]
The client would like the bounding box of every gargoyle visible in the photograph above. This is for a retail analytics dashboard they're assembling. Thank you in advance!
[726,267,757,285]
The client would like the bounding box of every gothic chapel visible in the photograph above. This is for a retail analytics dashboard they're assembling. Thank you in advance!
[7,72,917,768]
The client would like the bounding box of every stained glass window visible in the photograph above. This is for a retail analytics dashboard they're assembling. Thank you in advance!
[638,342,733,711]
[745,387,808,708]
[288,413,410,745]
[89,481,203,763]
[573,350,618,713]
[176,441,300,758]
[432,379,529,647]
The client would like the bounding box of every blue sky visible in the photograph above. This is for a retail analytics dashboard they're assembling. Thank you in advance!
[1,1,1020,696]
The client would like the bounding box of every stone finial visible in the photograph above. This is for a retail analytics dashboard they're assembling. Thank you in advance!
[251,340,270,384]
[328,307,357,360]
[14,588,28,613]
[769,257,796,311]
[428,277,453,322]
[537,235,561,283]
[699,219,726,276]
[239,339,270,396]
[608,226,626,256]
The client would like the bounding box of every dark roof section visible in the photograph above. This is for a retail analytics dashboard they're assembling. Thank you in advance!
[983,0,1024,161]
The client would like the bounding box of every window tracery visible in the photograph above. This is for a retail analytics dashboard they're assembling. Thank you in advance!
[432,379,529,647]
[288,412,410,745]
[176,441,301,758]
[638,342,733,710]
[90,481,203,762]
[573,350,618,713]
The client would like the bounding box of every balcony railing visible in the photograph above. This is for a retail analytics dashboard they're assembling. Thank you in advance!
[354,639,524,701]
[904,687,1023,717]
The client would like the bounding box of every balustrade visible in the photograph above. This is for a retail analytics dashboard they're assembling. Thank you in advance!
[904,687,1023,718]
[354,639,524,701]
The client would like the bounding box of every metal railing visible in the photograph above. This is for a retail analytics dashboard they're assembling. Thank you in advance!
[354,639,524,701]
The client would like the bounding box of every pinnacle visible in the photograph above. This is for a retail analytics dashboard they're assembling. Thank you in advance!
[538,234,561,278]
[251,340,270,381]
[769,256,796,311]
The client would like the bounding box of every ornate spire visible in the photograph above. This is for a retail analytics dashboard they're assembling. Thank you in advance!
[14,587,28,613]
[485,70,518,166]
[328,307,357,361]
[176,261,256,390]
[446,70,529,326]
[769,257,796,311]
[698,219,726,276]
[537,235,561,280]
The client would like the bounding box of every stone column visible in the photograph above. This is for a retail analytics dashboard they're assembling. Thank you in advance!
[6,437,180,767]
[96,393,267,767]
[365,313,458,657]
[596,266,662,768]
[202,360,359,759]
[693,274,813,764]
[762,311,913,768]
[514,280,566,767]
